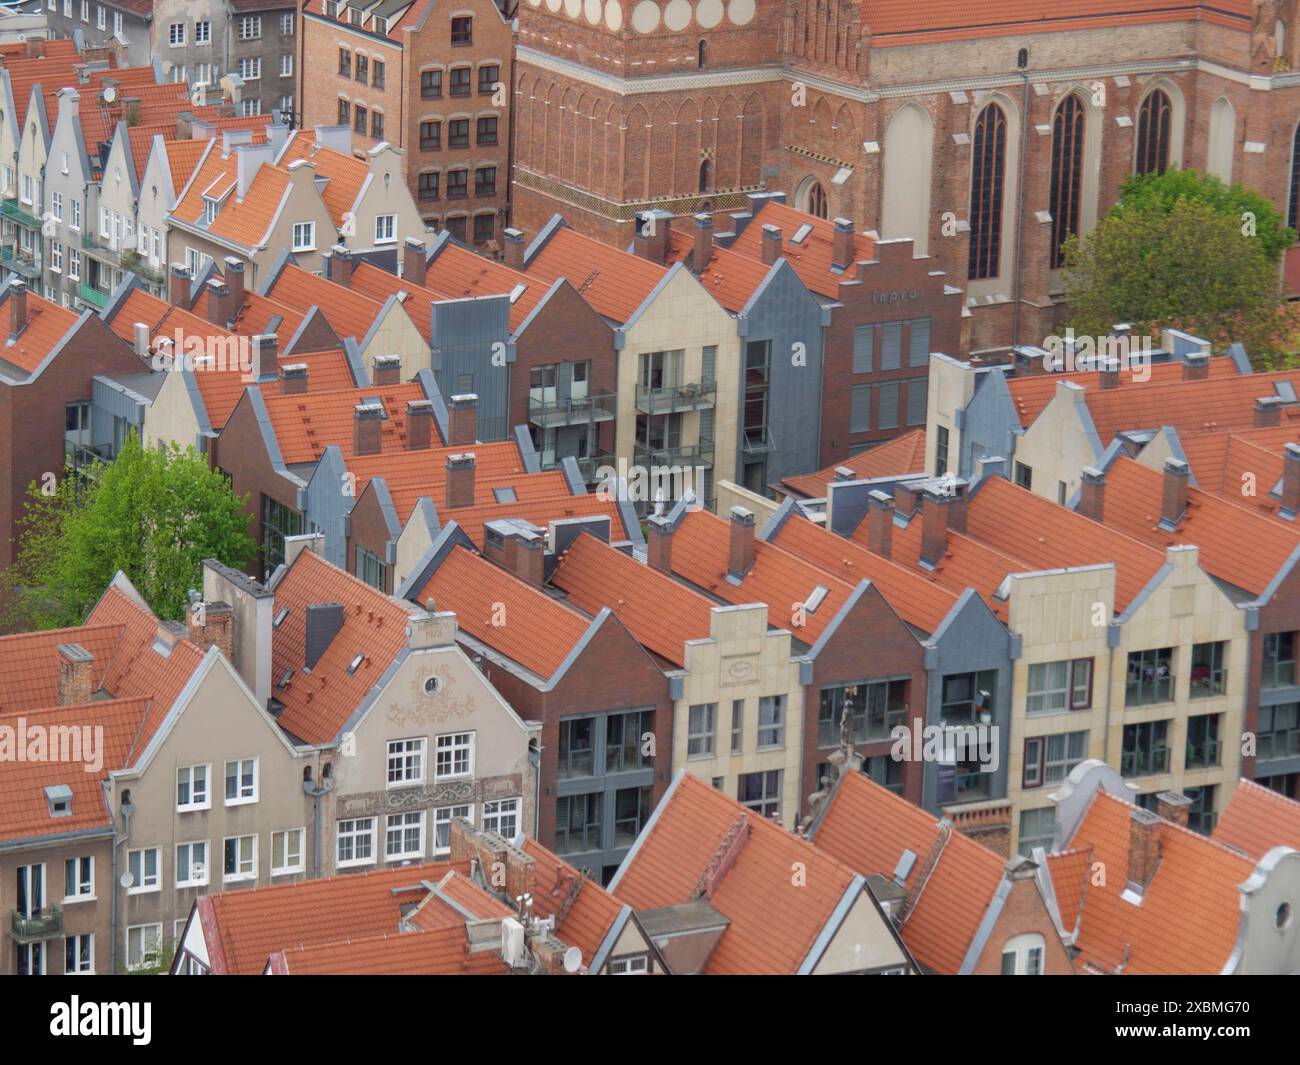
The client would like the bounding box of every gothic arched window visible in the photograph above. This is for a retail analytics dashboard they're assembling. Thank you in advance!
[807,181,827,219]
[967,103,1007,281]
[1289,122,1300,230]
[1049,95,1085,269]
[1135,90,1172,176]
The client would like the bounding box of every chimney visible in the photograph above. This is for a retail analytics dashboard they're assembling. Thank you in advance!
[407,399,434,450]
[57,643,94,705]
[1160,457,1189,527]
[449,819,536,905]
[235,141,275,198]
[1099,356,1121,389]
[448,393,477,447]
[1282,442,1300,515]
[894,482,921,518]
[205,278,229,327]
[502,227,526,271]
[1255,396,1284,428]
[727,506,756,578]
[327,246,353,287]
[831,217,854,270]
[445,452,476,509]
[516,533,544,587]
[186,599,234,660]
[1182,352,1210,381]
[372,355,401,385]
[24,37,44,60]
[920,489,949,565]
[646,513,673,574]
[223,256,246,316]
[133,321,150,360]
[865,490,894,559]
[633,210,671,265]
[353,402,384,456]
[169,263,190,306]
[761,224,782,265]
[402,237,426,281]
[1156,791,1191,829]
[253,334,277,380]
[279,363,308,394]
[1078,466,1106,522]
[8,279,27,339]
[1127,808,1163,892]
[692,213,714,270]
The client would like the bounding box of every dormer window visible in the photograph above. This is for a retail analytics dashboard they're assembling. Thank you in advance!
[45,784,73,818]
[373,14,388,33]
[202,197,219,225]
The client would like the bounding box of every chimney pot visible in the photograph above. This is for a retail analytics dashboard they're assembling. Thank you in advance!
[727,506,756,578]
[371,354,401,385]
[133,321,150,360]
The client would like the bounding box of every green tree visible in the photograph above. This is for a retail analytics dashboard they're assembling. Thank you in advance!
[1061,183,1295,368]
[1,432,255,630]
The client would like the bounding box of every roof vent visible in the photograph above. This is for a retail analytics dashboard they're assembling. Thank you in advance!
[45,784,73,818]
[803,584,829,614]
[893,848,917,885]
[273,607,289,628]
[346,652,364,675]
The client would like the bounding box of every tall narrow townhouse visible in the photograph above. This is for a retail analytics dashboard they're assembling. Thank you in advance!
[519,215,741,511]
[227,0,302,123]
[47,2,151,65]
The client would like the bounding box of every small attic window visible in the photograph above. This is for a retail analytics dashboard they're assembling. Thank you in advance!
[791,223,813,245]
[346,652,364,675]
[45,784,73,818]
[203,197,219,224]
[277,668,294,690]
[273,607,289,628]
[493,487,517,503]
[373,14,388,33]
[508,283,526,304]
[893,848,917,884]
[803,584,830,614]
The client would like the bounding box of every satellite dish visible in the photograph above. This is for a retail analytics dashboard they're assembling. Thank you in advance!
[119,871,135,888]
[103,85,117,103]
[562,946,582,974]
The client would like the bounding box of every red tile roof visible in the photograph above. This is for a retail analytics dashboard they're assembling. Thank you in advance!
[0,292,81,375]
[524,225,668,323]
[434,492,631,551]
[612,772,866,974]
[665,230,775,314]
[521,837,626,966]
[1213,779,1300,861]
[192,284,307,340]
[1177,425,1296,519]
[263,263,388,341]
[424,242,548,332]
[271,925,509,975]
[348,261,442,346]
[0,624,123,712]
[259,381,432,464]
[278,140,367,229]
[727,202,876,300]
[781,429,927,498]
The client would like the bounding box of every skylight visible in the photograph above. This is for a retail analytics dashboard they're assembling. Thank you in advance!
[803,584,829,614]
[273,607,289,628]
[509,283,527,303]
[347,652,364,675]
[493,487,517,503]
[791,223,813,245]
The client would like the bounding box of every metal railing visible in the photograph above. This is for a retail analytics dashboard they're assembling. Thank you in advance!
[528,389,617,429]
[633,379,716,415]
[741,425,776,455]
[634,437,714,470]
[11,907,62,942]
[79,282,110,308]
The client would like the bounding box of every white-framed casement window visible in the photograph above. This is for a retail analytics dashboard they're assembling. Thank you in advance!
[21,173,33,204]
[374,214,395,243]
[68,248,80,281]
[125,924,162,971]
[280,53,293,77]
[434,732,474,779]
[238,14,262,38]
[385,811,424,860]
[126,848,160,894]
[168,21,185,46]
[432,804,472,855]
[49,241,62,273]
[224,758,258,805]
[113,10,122,34]
[51,190,63,221]
[96,4,105,30]
[271,829,305,875]
[176,763,210,811]
[2,165,12,193]
[69,199,80,230]
[61,0,70,16]
[291,221,315,251]
[238,57,261,81]
[64,933,94,974]
[175,841,209,888]
[202,197,219,225]
[608,954,650,975]
[222,835,257,882]
[481,797,521,840]
[79,0,87,21]
[280,11,294,33]
[99,205,110,237]
[239,98,262,117]
[63,856,94,902]
[195,18,210,44]
[386,737,426,787]
[337,818,376,867]
[1000,933,1046,975]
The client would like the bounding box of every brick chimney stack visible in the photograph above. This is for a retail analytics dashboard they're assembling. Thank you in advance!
[401,237,425,281]
[327,245,353,287]
[1255,396,1284,428]
[253,333,278,381]
[761,224,782,265]
[1182,352,1210,381]
[445,453,476,509]
[633,210,671,264]
[865,490,894,559]
[727,506,756,578]
[57,643,94,705]
[223,256,245,316]
[1160,457,1189,527]
[353,402,384,456]
[1078,465,1106,522]
[646,513,673,574]
[448,393,477,447]
[168,263,190,306]
[406,399,433,450]
[279,363,308,394]
[1127,808,1163,892]
[9,279,27,339]
[920,489,950,565]
[186,599,234,660]
[205,277,229,328]
[372,355,401,385]
[831,217,854,270]
[692,213,714,270]
[1156,791,1191,829]
[502,228,526,271]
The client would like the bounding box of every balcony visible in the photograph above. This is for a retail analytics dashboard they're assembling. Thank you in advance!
[634,436,714,471]
[528,389,617,430]
[82,229,127,265]
[65,439,113,470]
[121,250,165,287]
[1125,671,1174,708]
[0,244,41,279]
[10,907,62,943]
[634,379,716,416]
[741,426,776,455]
[79,282,110,309]
[1121,745,1170,777]
[573,453,615,483]
[1185,737,1221,769]
[1,197,41,229]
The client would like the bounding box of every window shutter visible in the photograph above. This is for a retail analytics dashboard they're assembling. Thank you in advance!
[880,321,902,370]
[852,325,874,373]
[906,378,927,425]
[908,318,931,366]
[878,381,900,430]
[850,384,871,433]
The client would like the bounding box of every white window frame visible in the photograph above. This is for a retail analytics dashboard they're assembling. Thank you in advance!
[49,241,62,273]
[65,932,94,974]
[68,247,80,281]
[126,847,160,894]
[63,855,94,903]
[51,190,63,222]
[385,811,425,860]
[239,57,261,82]
[434,732,474,780]
[69,199,81,231]
[337,818,376,868]
[271,828,305,875]
[281,11,294,34]
[291,221,315,251]
[1001,933,1046,975]
[175,841,209,888]
[375,213,396,243]
[79,0,87,21]
[96,4,105,30]
[21,173,33,205]
[195,18,210,44]
[168,21,185,47]
[224,757,258,806]
[176,763,210,811]
[386,737,426,787]
[432,804,472,855]
[481,797,521,840]
[222,834,257,883]
[125,923,162,971]
[280,53,293,77]
[113,10,122,34]
[608,954,650,975]
[238,14,262,39]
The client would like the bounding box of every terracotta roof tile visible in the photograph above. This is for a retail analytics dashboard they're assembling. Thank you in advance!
[524,225,667,323]
[1046,847,1091,935]
[727,202,875,300]
[1212,779,1300,860]
[0,292,82,375]
[521,837,625,964]
[665,231,775,314]
[0,624,123,712]
[348,261,442,346]
[259,380,432,464]
[263,263,388,341]
[434,492,632,550]
[424,242,548,332]
[273,925,509,975]
[1178,425,1296,519]
[781,429,927,498]
[278,141,367,229]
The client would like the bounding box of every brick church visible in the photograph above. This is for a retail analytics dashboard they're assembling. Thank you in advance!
[510,0,1300,355]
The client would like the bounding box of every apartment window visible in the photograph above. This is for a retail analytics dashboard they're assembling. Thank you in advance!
[558,717,595,778]
[68,248,80,280]
[51,190,63,222]
[757,695,786,748]
[730,700,744,754]
[421,69,443,98]
[445,170,468,201]
[176,763,210,810]
[433,804,471,853]
[240,58,261,82]
[21,173,33,204]
[472,167,497,199]
[1026,659,1092,715]
[1185,785,1217,834]
[280,12,294,34]
[939,671,997,725]
[238,15,261,39]
[223,758,258,805]
[849,384,871,433]
[372,111,384,139]
[65,934,94,974]
[337,818,376,866]
[1258,703,1300,761]
[1121,720,1171,776]
[1186,713,1222,768]
[482,798,521,840]
[1000,933,1045,975]
[1263,631,1297,688]
[338,98,351,126]
[79,0,86,20]
[817,679,908,747]
[338,49,351,77]
[385,812,425,859]
[738,770,782,820]
[113,10,121,33]
[63,856,94,901]
[608,954,649,975]
[291,221,315,251]
[1023,730,1087,789]
[96,4,104,29]
[126,848,160,893]
[613,786,652,848]
[448,119,470,149]
[1018,807,1056,856]
[1126,647,1173,707]
[606,709,653,772]
[450,66,471,97]
[355,545,388,590]
[354,105,368,134]
[1190,641,1227,698]
[420,120,441,151]
[387,738,426,786]
[175,842,208,888]
[50,241,62,273]
[877,381,900,430]
[223,835,256,882]
[418,172,440,200]
[1013,462,1033,490]
[435,732,473,778]
[280,54,293,77]
[372,59,385,88]
[478,64,499,95]
[168,22,185,46]
[555,793,601,854]
[355,54,368,83]
[477,116,498,146]
[70,199,80,231]
[444,215,467,242]
[195,19,210,44]
[271,829,304,875]
[451,15,472,44]
[687,703,716,758]
[472,213,494,245]
[126,924,162,971]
